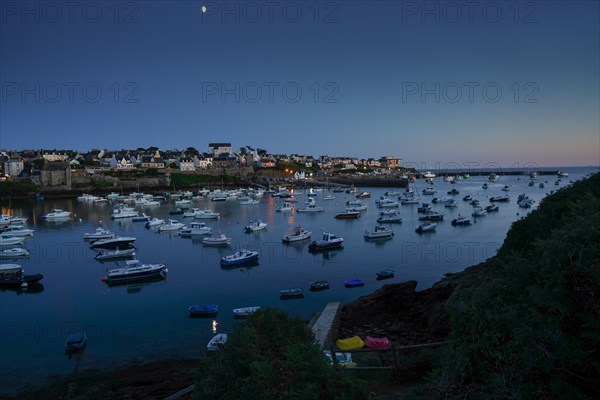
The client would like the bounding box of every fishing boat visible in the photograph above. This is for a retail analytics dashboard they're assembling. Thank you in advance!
[0,248,30,258]
[309,281,330,291]
[202,233,231,246]
[207,333,227,351]
[335,209,361,219]
[280,287,304,299]
[344,279,365,288]
[220,249,259,266]
[188,304,218,317]
[308,231,343,252]
[376,215,403,224]
[90,236,136,249]
[415,222,437,233]
[276,202,293,212]
[0,264,43,287]
[145,217,164,228]
[179,222,212,237]
[94,247,136,261]
[102,259,167,285]
[364,226,394,239]
[233,306,260,317]
[64,332,87,352]
[0,234,26,246]
[244,219,267,233]
[83,227,115,241]
[194,209,220,219]
[158,219,186,232]
[376,269,395,280]
[282,226,311,243]
[5,226,34,237]
[44,209,72,220]
[451,215,472,226]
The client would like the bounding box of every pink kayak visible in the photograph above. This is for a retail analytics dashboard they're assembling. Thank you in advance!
[364,336,391,349]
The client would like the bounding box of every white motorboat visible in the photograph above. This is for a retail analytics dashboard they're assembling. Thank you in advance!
[472,207,488,217]
[194,210,220,219]
[220,249,259,266]
[179,222,212,237]
[239,197,259,205]
[102,259,167,285]
[44,209,72,220]
[90,236,136,249]
[377,215,403,224]
[207,333,228,352]
[423,171,436,179]
[77,193,100,202]
[297,202,324,212]
[0,248,30,258]
[183,208,202,218]
[364,226,394,239]
[158,219,186,232]
[0,234,26,246]
[282,226,311,243]
[83,227,115,241]
[244,219,267,232]
[557,171,569,178]
[233,307,260,317]
[5,226,34,237]
[145,217,164,228]
[94,248,136,261]
[345,200,367,210]
[451,215,472,226]
[401,197,419,205]
[202,233,231,246]
[379,209,399,216]
[174,199,192,207]
[276,202,293,212]
[111,207,138,219]
[0,215,27,225]
[322,193,335,200]
[376,199,399,208]
[415,222,437,233]
[140,200,160,207]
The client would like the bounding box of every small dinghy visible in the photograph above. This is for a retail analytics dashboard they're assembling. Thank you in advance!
[309,280,330,291]
[344,279,365,288]
[376,269,395,280]
[207,333,227,351]
[233,306,261,317]
[65,332,87,352]
[95,248,136,261]
[188,304,218,317]
[280,287,304,299]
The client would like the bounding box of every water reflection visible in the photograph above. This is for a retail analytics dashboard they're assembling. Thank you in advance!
[0,282,44,295]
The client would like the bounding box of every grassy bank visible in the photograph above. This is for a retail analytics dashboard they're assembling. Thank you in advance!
[410,172,600,399]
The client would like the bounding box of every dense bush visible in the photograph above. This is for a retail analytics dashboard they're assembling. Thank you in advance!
[193,308,367,400]
[418,173,600,399]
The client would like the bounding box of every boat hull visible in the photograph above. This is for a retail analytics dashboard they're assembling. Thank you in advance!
[103,267,165,285]
[0,273,43,287]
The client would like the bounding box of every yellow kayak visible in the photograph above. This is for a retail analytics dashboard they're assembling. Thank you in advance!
[336,335,364,350]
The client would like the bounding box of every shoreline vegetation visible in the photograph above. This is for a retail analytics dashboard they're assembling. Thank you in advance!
[3,172,598,399]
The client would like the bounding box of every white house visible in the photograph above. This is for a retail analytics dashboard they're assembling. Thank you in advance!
[177,157,195,171]
[208,143,232,156]
[3,159,24,177]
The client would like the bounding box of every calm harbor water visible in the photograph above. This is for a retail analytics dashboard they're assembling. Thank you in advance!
[0,167,596,393]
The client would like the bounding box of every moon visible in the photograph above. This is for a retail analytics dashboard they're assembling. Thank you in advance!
[201,5,207,13]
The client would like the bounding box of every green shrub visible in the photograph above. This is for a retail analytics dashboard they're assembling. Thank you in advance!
[193,308,368,400]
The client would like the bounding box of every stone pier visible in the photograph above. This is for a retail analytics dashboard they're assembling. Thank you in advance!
[311,302,341,348]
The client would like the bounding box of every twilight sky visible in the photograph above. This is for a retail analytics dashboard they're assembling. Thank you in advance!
[1,0,598,167]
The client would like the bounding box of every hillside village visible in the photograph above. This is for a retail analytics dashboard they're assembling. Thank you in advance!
[0,143,404,192]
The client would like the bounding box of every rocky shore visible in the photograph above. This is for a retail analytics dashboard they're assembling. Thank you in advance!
[338,261,491,345]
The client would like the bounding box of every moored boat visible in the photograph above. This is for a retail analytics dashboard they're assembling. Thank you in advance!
[309,280,330,291]
[244,219,267,232]
[90,236,136,249]
[418,211,444,221]
[451,215,472,226]
[102,259,167,285]
[220,249,259,266]
[94,248,136,261]
[364,226,394,239]
[83,227,115,241]
[0,263,43,287]
[5,226,34,237]
[188,303,218,317]
[179,222,211,237]
[0,234,26,246]
[344,279,365,288]
[233,306,260,317]
[376,269,395,280]
[158,219,186,232]
[335,209,361,219]
[415,222,437,233]
[65,332,87,352]
[376,215,403,224]
[194,209,220,219]
[202,233,231,246]
[308,231,343,251]
[282,226,311,243]
[485,204,499,213]
[0,248,30,258]
[145,217,164,228]
[207,333,227,351]
[44,209,71,220]
[490,195,510,202]
[280,287,304,299]
[276,202,293,212]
